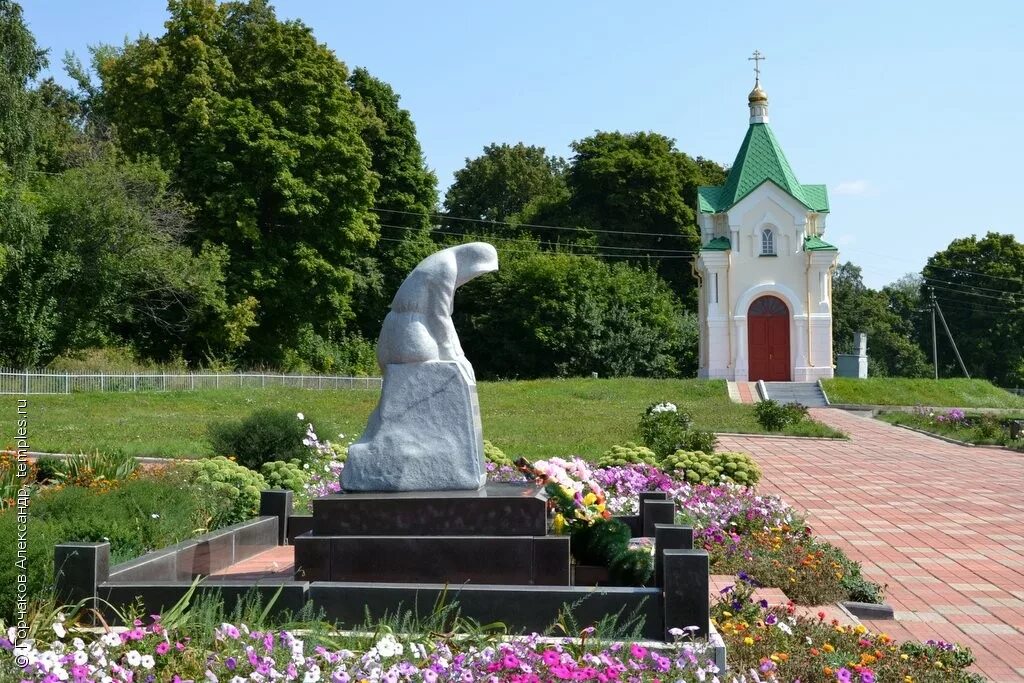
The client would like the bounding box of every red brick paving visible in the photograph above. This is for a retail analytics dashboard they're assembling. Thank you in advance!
[718,409,1024,682]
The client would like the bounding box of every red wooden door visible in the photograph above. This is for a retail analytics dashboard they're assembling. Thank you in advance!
[747,296,790,381]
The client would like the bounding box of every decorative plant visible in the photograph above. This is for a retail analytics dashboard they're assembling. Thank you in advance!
[597,442,659,468]
[260,459,309,492]
[661,450,761,487]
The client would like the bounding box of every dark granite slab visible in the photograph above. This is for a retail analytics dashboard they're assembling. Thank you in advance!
[312,482,548,536]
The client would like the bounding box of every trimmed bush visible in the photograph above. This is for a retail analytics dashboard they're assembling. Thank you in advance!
[483,440,512,468]
[181,457,267,527]
[596,442,658,468]
[661,450,762,486]
[208,408,321,470]
[260,459,309,493]
[754,399,808,431]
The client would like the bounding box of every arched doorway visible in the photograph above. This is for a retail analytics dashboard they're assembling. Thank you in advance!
[748,295,790,381]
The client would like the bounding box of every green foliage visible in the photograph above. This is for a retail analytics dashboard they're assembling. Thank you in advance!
[55,451,138,484]
[97,0,380,365]
[0,152,229,366]
[207,408,314,470]
[607,547,654,587]
[34,456,62,483]
[831,262,930,378]
[0,470,221,622]
[444,143,566,229]
[259,459,309,492]
[483,440,511,467]
[922,232,1024,386]
[596,442,658,468]
[662,450,762,486]
[754,399,809,431]
[455,249,689,379]
[636,403,720,456]
[557,132,726,297]
[183,456,266,527]
[0,0,47,177]
[570,519,652,587]
[282,329,378,375]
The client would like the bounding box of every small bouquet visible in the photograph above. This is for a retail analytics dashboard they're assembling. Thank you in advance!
[515,456,611,533]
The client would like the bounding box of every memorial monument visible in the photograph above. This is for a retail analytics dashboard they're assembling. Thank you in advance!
[341,242,498,492]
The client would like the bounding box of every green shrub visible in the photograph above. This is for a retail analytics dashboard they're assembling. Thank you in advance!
[0,470,221,622]
[483,440,512,467]
[570,518,653,587]
[754,399,809,431]
[661,450,762,486]
[678,429,718,454]
[637,403,693,457]
[597,442,658,468]
[207,408,319,470]
[183,457,267,527]
[260,460,309,492]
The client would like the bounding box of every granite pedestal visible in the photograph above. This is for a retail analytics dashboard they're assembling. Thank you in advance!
[295,482,571,585]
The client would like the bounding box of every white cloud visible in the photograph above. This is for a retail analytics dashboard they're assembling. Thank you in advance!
[833,180,870,196]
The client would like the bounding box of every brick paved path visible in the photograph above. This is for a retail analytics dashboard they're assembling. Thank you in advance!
[718,409,1024,682]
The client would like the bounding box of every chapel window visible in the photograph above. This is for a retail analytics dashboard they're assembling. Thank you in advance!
[760,228,776,256]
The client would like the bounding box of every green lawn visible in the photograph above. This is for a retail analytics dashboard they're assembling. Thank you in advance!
[822,377,1024,409]
[3,378,841,460]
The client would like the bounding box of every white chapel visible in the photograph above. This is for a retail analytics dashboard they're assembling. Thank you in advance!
[695,60,839,382]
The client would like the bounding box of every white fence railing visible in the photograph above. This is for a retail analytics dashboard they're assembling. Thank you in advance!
[0,368,382,395]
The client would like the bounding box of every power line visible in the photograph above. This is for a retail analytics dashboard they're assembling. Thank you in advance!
[374,235,689,259]
[923,275,1022,296]
[925,283,1021,303]
[373,207,700,241]
[375,223,698,257]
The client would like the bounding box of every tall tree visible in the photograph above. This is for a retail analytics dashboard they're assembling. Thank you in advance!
[443,143,566,233]
[921,232,1024,385]
[0,0,47,178]
[560,131,722,297]
[96,0,379,363]
[348,66,438,334]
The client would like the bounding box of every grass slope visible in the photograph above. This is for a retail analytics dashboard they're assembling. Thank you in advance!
[4,378,842,460]
[822,377,1024,409]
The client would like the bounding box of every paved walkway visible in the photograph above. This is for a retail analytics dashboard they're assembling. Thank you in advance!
[719,409,1024,682]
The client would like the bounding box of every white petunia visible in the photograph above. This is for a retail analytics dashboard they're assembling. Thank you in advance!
[125,650,142,667]
[140,654,155,669]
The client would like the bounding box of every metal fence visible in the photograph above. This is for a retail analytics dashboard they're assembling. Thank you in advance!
[0,368,382,395]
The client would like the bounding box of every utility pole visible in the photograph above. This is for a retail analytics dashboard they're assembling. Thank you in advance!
[930,287,938,380]
[935,299,971,379]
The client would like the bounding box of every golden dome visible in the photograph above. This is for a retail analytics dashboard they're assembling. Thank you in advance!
[748,83,768,103]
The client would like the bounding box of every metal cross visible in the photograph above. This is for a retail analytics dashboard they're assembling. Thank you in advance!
[748,50,765,84]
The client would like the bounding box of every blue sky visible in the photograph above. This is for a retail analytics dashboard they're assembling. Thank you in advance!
[22,0,1024,289]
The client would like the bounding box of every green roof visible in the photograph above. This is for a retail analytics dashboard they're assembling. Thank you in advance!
[804,235,838,251]
[698,123,829,214]
[702,236,731,251]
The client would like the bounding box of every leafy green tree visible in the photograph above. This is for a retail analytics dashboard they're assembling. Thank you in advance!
[0,0,47,178]
[0,154,229,366]
[832,262,929,378]
[560,131,722,297]
[921,232,1024,385]
[443,143,566,233]
[348,66,438,335]
[453,244,686,379]
[96,0,379,364]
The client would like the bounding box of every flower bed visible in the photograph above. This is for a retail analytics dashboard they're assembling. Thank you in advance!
[6,615,729,682]
[879,407,1024,451]
[711,579,983,682]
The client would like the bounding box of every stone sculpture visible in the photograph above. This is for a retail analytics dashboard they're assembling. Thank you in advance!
[341,242,499,492]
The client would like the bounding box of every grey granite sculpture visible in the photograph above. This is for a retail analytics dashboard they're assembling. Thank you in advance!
[341,242,499,492]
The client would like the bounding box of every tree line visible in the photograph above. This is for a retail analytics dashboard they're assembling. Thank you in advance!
[1,0,1021,384]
